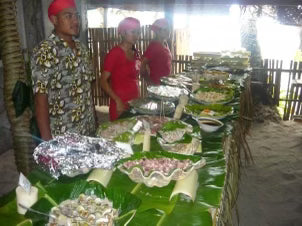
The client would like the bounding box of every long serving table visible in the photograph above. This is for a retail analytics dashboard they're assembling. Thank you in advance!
[0,75,252,226]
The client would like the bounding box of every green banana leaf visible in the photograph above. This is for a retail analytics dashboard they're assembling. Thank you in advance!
[159,120,188,132]
[135,182,177,214]
[30,179,140,225]
[0,192,28,226]
[198,166,226,187]
[0,76,244,226]
[0,179,141,226]
[128,209,165,226]
[132,136,164,153]
[185,103,233,117]
[162,204,212,226]
[107,170,138,193]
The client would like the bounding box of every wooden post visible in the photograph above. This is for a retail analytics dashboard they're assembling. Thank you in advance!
[164,0,175,58]
[104,7,108,28]
[274,60,282,106]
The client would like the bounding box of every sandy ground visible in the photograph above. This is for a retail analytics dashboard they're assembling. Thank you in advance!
[0,119,302,226]
[234,120,302,226]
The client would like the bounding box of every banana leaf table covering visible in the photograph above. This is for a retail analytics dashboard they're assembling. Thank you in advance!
[0,75,252,226]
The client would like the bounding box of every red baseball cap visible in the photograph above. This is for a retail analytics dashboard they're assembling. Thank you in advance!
[48,0,76,19]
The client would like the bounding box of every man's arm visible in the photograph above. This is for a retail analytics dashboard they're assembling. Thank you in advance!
[91,79,98,125]
[35,94,52,141]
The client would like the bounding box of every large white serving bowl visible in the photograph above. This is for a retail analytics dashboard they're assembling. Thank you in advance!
[196,117,224,133]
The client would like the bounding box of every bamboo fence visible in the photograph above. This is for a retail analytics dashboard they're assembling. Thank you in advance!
[215,77,253,226]
[88,26,192,106]
[253,59,302,120]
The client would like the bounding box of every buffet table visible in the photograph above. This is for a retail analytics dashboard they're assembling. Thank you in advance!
[0,74,252,226]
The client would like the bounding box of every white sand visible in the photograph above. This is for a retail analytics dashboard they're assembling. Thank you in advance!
[234,120,302,226]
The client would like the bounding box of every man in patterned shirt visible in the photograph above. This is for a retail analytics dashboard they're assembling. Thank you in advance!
[31,0,96,141]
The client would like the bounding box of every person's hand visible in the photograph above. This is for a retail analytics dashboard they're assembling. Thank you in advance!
[116,98,125,116]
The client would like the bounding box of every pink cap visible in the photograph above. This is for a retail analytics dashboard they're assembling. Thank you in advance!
[151,18,169,32]
[118,17,140,34]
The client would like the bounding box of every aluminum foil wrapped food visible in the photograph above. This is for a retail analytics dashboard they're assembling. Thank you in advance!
[129,97,175,115]
[147,85,189,102]
[160,74,192,87]
[33,133,132,179]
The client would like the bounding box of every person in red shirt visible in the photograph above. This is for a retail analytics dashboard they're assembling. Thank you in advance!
[100,17,141,121]
[141,18,172,85]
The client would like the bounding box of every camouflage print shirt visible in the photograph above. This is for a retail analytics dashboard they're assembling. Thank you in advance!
[31,33,96,137]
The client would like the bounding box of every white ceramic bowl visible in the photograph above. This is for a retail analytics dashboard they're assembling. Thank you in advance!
[197,117,224,133]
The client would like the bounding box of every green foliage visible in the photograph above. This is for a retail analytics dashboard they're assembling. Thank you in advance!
[160,120,187,132]
[185,103,233,116]
[114,131,132,143]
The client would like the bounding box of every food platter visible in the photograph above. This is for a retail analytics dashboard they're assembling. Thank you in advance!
[96,117,138,143]
[190,87,234,105]
[117,151,206,187]
[48,194,118,225]
[22,180,141,226]
[129,97,175,115]
[200,70,230,81]
[156,120,200,155]
[160,74,192,87]
[136,115,171,136]
[184,103,233,120]
[33,133,131,178]
[147,85,189,102]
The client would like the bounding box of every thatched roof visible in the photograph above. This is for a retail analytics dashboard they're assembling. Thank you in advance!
[87,0,302,11]
[87,0,302,26]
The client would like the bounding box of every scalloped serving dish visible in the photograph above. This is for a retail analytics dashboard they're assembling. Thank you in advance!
[118,158,206,187]
[157,137,201,155]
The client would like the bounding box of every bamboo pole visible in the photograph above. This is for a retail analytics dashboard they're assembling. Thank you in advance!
[0,0,36,175]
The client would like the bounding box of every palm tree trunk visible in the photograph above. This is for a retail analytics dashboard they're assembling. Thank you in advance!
[0,0,35,175]
[240,18,262,68]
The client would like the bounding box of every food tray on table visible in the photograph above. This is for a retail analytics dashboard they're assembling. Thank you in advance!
[184,103,233,120]
[190,87,234,105]
[33,133,131,178]
[136,115,171,136]
[96,117,138,143]
[160,74,192,87]
[147,85,189,102]
[129,97,175,115]
[156,120,201,155]
[117,151,206,187]
[23,180,141,225]
[200,70,230,81]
